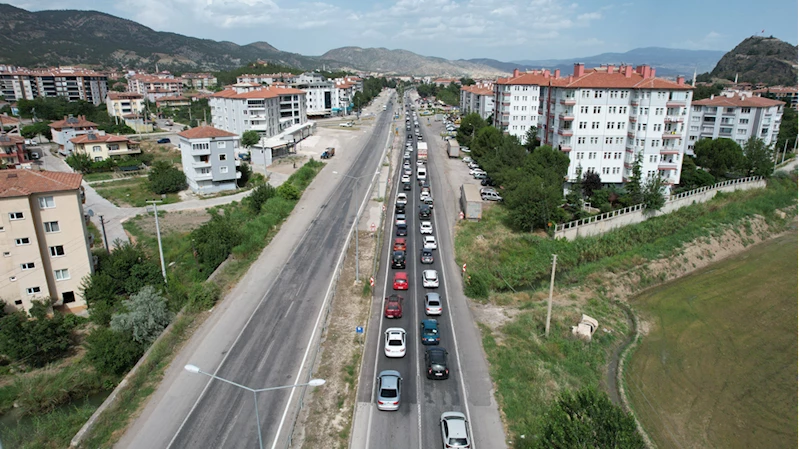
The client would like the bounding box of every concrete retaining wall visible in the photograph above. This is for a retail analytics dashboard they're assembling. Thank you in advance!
[554,177,766,240]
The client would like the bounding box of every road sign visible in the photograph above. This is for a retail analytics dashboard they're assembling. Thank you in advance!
[370,222,376,232]
[370,277,375,287]
[382,204,386,212]
[462,263,467,273]
[356,326,364,334]
[459,211,464,220]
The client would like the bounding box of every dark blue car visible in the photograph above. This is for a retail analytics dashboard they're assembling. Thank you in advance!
[157,138,171,144]
[420,319,440,345]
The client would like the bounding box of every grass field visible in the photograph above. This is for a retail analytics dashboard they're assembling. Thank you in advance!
[92,177,180,207]
[625,232,798,449]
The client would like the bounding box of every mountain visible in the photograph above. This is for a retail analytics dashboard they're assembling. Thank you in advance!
[709,36,798,86]
[320,47,507,77]
[0,3,332,71]
[490,47,727,77]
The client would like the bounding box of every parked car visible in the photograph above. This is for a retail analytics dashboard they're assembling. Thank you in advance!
[473,172,487,180]
[423,235,437,250]
[157,138,171,144]
[420,319,440,345]
[481,177,496,187]
[393,238,407,251]
[420,249,434,264]
[422,269,439,288]
[376,370,402,411]
[469,167,485,175]
[440,412,471,447]
[420,221,433,234]
[393,272,409,290]
[425,292,442,315]
[385,294,403,318]
[392,251,406,269]
[425,347,449,379]
[462,156,473,164]
[481,191,503,202]
[384,328,406,358]
[340,121,354,127]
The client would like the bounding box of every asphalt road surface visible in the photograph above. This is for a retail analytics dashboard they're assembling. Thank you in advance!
[166,97,395,449]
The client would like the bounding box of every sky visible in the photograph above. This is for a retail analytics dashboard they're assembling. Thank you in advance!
[6,0,798,61]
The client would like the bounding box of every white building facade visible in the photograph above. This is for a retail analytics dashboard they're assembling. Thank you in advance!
[460,83,495,120]
[106,92,145,118]
[209,84,307,138]
[177,126,240,194]
[686,92,784,154]
[492,70,544,143]
[0,67,108,105]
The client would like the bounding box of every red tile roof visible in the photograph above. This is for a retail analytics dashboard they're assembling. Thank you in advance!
[461,85,493,96]
[692,95,785,108]
[496,65,692,90]
[178,126,238,139]
[70,133,133,144]
[49,115,97,130]
[0,134,24,146]
[0,114,20,125]
[211,86,306,99]
[0,170,83,198]
[107,92,143,100]
[753,86,798,94]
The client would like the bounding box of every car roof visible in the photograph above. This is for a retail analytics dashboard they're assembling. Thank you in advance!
[394,272,408,279]
[424,269,437,277]
[421,319,438,328]
[424,235,435,241]
[387,294,402,302]
[427,347,447,359]
[441,412,468,436]
[378,369,401,384]
[394,237,406,243]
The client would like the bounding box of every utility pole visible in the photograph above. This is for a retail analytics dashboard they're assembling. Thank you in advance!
[98,215,110,254]
[545,254,558,337]
[355,178,361,282]
[146,200,167,284]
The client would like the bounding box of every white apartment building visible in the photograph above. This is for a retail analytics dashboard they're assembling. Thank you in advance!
[236,73,297,85]
[460,83,495,120]
[0,170,93,313]
[209,84,307,138]
[686,92,784,154]
[127,74,183,102]
[106,92,145,118]
[493,71,544,143]
[495,64,693,188]
[0,67,108,105]
[292,73,337,117]
[178,126,240,194]
[49,115,99,154]
[180,73,217,90]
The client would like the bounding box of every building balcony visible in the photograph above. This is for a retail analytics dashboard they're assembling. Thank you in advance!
[665,116,684,123]
[631,99,640,106]
[629,116,637,123]
[660,148,681,155]
[624,161,634,168]
[501,102,510,107]
[662,132,682,139]
[560,98,576,106]
[194,172,213,181]
[191,147,211,156]
[628,131,636,138]
[193,160,211,168]
[559,145,572,152]
[666,101,684,108]
[557,128,573,137]
[108,147,142,156]
[559,113,574,121]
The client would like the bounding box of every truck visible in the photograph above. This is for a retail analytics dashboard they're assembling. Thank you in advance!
[446,140,460,158]
[417,142,428,162]
[460,184,482,221]
[321,147,336,159]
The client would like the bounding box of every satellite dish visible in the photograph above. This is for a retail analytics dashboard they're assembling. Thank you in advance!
[87,209,95,217]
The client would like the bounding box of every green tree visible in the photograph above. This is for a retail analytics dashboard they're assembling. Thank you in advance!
[241,130,260,149]
[742,136,774,177]
[148,161,187,194]
[20,122,52,141]
[775,105,797,154]
[642,174,666,211]
[505,173,565,231]
[533,387,645,449]
[523,126,540,152]
[191,213,243,273]
[277,182,301,200]
[625,153,645,205]
[676,157,716,192]
[694,138,744,179]
[247,182,277,214]
[582,171,602,198]
[85,327,144,375]
[237,161,252,187]
[692,83,724,101]
[65,153,93,173]
[456,113,488,148]
[459,77,476,86]
[0,300,76,367]
[110,285,173,345]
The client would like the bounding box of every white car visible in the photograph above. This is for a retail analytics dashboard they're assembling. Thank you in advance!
[417,160,425,167]
[396,193,408,205]
[403,162,411,169]
[420,221,433,234]
[480,187,497,195]
[423,235,437,250]
[420,190,431,201]
[384,328,406,358]
[468,162,480,170]
[470,168,486,176]
[395,214,406,226]
[422,270,439,288]
[462,156,473,164]
[482,191,503,201]
[401,174,411,183]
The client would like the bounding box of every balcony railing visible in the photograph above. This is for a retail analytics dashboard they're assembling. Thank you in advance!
[194,172,213,181]
[193,160,211,168]
[557,128,573,137]
[666,101,684,108]
[660,147,681,154]
[559,145,572,152]
[658,161,679,169]
[627,131,636,138]
[662,132,682,139]
[664,116,684,123]
[629,116,637,123]
[560,98,576,106]
[559,113,575,121]
[191,147,211,156]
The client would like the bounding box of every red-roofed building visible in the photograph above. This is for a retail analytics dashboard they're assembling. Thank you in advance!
[460,83,495,120]
[0,170,92,313]
[177,126,240,194]
[492,64,694,188]
[106,92,145,118]
[0,114,21,135]
[0,134,27,166]
[49,115,99,154]
[210,85,308,137]
[687,92,784,154]
[753,86,797,110]
[0,66,109,105]
[181,73,218,90]
[70,132,142,161]
[128,74,183,102]
[156,96,191,108]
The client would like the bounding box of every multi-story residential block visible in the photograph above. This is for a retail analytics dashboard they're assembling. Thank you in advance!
[334,79,356,115]
[687,92,784,154]
[49,115,99,154]
[0,67,109,105]
[70,132,142,161]
[127,74,183,102]
[236,73,297,85]
[156,96,191,109]
[0,170,93,313]
[180,73,217,90]
[177,126,240,194]
[210,84,307,137]
[0,134,28,166]
[753,86,797,110]
[0,114,21,135]
[292,73,338,117]
[495,64,693,188]
[460,83,495,120]
[106,92,145,118]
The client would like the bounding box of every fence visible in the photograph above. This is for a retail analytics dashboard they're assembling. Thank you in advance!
[554,176,766,240]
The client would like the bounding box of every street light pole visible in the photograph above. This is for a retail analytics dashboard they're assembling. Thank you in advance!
[146,200,167,284]
[183,364,324,449]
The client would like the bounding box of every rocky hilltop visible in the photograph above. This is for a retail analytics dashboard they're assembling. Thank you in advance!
[710,36,798,86]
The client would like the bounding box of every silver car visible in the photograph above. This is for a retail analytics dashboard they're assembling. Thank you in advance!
[440,412,471,448]
[425,292,442,315]
[377,370,402,411]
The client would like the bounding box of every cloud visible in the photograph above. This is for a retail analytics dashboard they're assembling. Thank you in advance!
[679,31,725,50]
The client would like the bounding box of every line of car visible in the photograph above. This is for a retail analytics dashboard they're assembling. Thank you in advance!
[461,157,502,202]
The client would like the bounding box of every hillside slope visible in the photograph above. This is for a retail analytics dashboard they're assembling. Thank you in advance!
[710,36,798,86]
[320,47,507,77]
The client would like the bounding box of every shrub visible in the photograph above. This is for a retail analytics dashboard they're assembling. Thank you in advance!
[191,213,244,273]
[85,327,145,376]
[0,300,77,367]
[110,286,173,344]
[248,182,277,214]
[187,282,221,312]
[148,161,187,194]
[277,182,300,200]
[237,161,252,187]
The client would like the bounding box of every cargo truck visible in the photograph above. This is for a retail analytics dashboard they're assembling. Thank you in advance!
[446,140,460,158]
[417,142,428,162]
[460,184,482,221]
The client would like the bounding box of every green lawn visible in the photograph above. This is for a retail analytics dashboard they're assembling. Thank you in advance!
[82,172,115,182]
[91,177,180,207]
[626,232,798,449]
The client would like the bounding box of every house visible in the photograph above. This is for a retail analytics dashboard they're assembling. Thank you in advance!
[177,126,240,194]
[180,73,217,90]
[460,83,495,120]
[49,115,99,154]
[210,84,308,137]
[0,66,109,106]
[156,96,191,108]
[70,132,142,161]
[236,73,297,85]
[753,86,798,110]
[0,170,93,313]
[0,114,21,135]
[0,134,28,166]
[127,74,183,102]
[106,92,145,118]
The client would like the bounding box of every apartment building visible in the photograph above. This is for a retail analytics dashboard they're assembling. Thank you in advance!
[334,79,356,115]
[70,132,142,161]
[753,86,797,110]
[495,64,693,188]
[687,92,784,154]
[106,92,145,118]
[236,73,297,85]
[0,67,109,105]
[156,96,191,108]
[210,84,307,137]
[0,170,93,313]
[460,83,495,120]
[49,115,99,154]
[0,134,28,166]
[127,74,183,102]
[178,126,239,194]
[291,73,337,117]
[181,73,217,90]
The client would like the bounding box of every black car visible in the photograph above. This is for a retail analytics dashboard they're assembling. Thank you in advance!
[403,182,412,191]
[392,251,406,269]
[396,223,407,236]
[481,177,496,187]
[419,204,431,219]
[425,347,449,379]
[395,203,406,214]
[157,138,171,144]
[420,249,434,264]
[407,134,412,140]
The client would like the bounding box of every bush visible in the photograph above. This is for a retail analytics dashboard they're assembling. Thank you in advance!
[191,213,244,274]
[110,286,174,344]
[277,182,301,200]
[237,161,252,187]
[0,300,77,367]
[187,282,221,312]
[148,161,187,194]
[85,327,145,376]
[13,364,108,414]
[248,182,277,214]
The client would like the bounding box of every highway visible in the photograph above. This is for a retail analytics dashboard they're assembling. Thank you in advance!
[164,95,395,449]
[355,94,472,448]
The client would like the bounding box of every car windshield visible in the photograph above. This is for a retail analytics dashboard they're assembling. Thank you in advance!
[380,387,398,398]
[449,437,468,445]
[387,303,399,310]
[396,279,406,284]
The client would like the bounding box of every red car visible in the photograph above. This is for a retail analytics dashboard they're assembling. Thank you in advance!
[385,294,403,318]
[393,238,407,252]
[393,272,409,290]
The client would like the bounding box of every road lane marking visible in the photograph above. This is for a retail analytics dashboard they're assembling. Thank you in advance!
[283,301,295,319]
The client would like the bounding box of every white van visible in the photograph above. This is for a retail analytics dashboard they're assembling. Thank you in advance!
[417,167,427,181]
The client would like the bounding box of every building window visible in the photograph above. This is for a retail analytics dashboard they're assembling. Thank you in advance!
[2,252,9,257]
[93,146,102,152]
[219,154,227,161]
[580,106,588,113]
[578,122,587,129]
[38,196,55,209]
[9,212,24,220]
[15,238,30,246]
[593,106,601,114]
[220,166,229,173]
[55,269,70,280]
[581,90,590,98]
[607,122,615,129]
[594,91,603,98]
[26,287,41,295]
[49,245,65,257]
[590,137,599,144]
[577,137,586,144]
[602,167,610,174]
[44,221,60,233]
[21,262,35,270]
[592,122,600,129]
[63,291,76,304]
[741,108,751,114]
[739,118,749,124]
[218,141,227,148]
